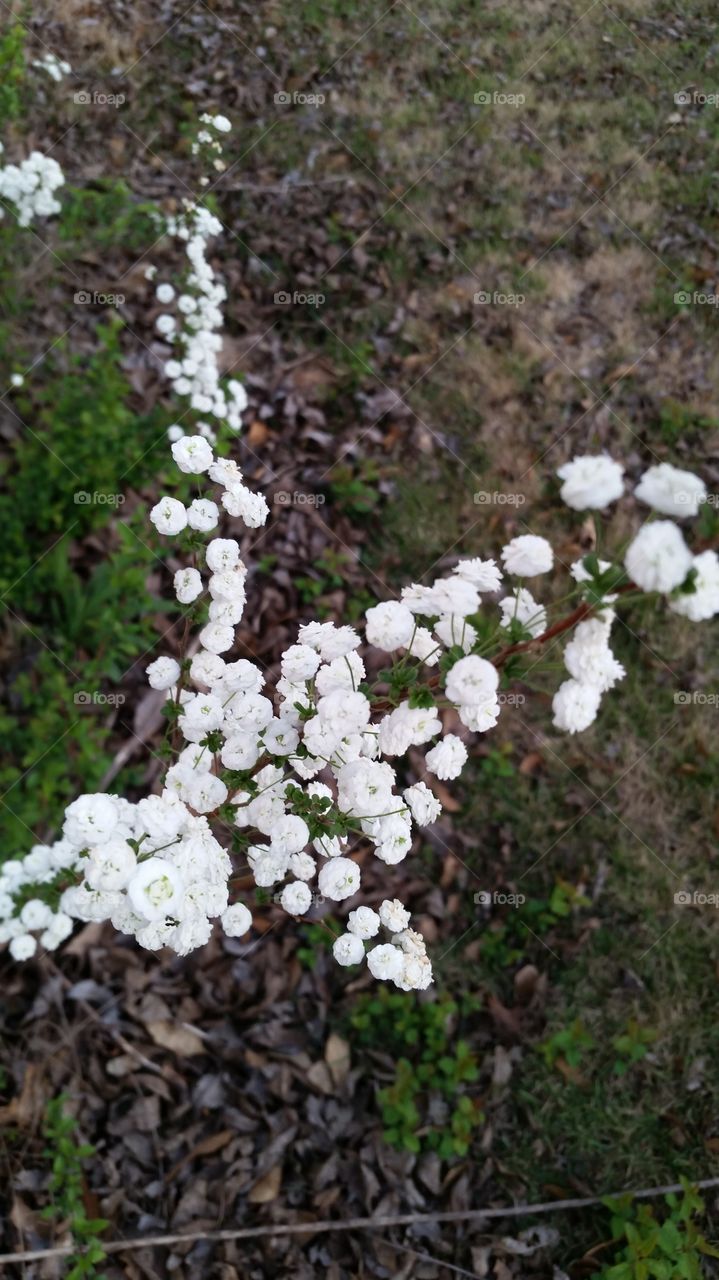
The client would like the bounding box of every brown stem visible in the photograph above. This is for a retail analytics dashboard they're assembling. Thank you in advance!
[492,582,636,668]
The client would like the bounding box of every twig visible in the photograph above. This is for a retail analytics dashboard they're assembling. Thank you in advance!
[2,1177,718,1264]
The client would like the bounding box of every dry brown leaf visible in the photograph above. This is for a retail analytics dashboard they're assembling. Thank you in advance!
[324,1033,351,1087]
[146,1021,205,1057]
[0,1065,44,1129]
[248,1164,282,1204]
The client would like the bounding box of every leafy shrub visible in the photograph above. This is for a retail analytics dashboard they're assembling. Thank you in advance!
[592,1181,719,1279]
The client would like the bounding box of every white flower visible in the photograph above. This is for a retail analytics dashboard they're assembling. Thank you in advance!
[199,622,234,654]
[156,283,175,304]
[127,858,185,922]
[270,815,310,855]
[669,550,719,622]
[563,619,625,692]
[445,655,498,704]
[289,850,315,879]
[221,485,269,527]
[150,496,187,536]
[367,942,404,982]
[206,538,241,572]
[378,898,411,932]
[501,534,554,576]
[333,932,365,965]
[406,626,441,666]
[20,899,53,930]
[156,313,176,336]
[365,600,415,650]
[452,557,502,592]
[378,704,441,756]
[280,881,312,914]
[175,567,203,604]
[187,498,219,531]
[425,734,467,780]
[317,857,360,901]
[64,794,120,847]
[146,655,181,690]
[635,463,706,518]
[552,679,601,733]
[373,814,413,864]
[221,902,252,937]
[171,435,214,474]
[571,556,612,584]
[298,621,360,660]
[136,793,188,842]
[557,454,624,510]
[281,643,321,682]
[624,521,692,593]
[459,696,500,732]
[347,906,381,939]
[85,841,136,891]
[211,114,232,132]
[185,772,227,814]
[499,587,547,638]
[10,934,37,961]
[434,614,477,653]
[403,782,441,825]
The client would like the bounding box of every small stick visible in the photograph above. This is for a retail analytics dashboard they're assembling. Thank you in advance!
[2,1176,718,1265]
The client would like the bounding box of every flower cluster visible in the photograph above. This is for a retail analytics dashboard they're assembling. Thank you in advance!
[2,435,714,979]
[0,146,64,226]
[147,119,246,440]
[2,119,715,986]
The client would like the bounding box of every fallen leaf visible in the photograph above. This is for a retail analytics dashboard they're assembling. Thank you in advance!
[0,1065,44,1128]
[248,1165,282,1203]
[325,1033,351,1087]
[146,1021,205,1057]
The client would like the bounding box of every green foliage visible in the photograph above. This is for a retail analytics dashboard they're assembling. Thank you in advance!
[478,877,589,973]
[0,322,165,603]
[539,1017,595,1069]
[0,22,26,123]
[350,988,483,1157]
[611,1019,657,1076]
[592,1182,719,1279]
[58,182,160,251]
[327,459,381,517]
[0,321,172,856]
[42,1095,108,1279]
[296,919,338,968]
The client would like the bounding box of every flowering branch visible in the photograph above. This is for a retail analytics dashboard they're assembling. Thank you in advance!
[0,115,717,992]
